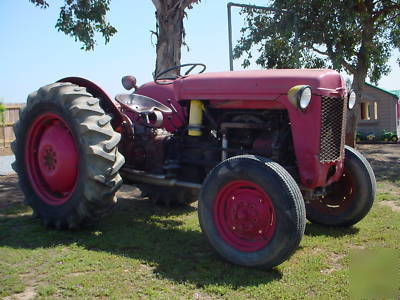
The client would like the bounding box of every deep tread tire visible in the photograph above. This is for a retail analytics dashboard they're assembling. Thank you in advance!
[306,146,376,227]
[198,155,306,268]
[12,82,124,229]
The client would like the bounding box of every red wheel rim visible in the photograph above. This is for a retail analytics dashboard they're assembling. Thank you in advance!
[310,170,354,214]
[25,112,79,205]
[213,180,276,252]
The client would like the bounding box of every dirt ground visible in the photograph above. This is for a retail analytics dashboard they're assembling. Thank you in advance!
[0,144,399,211]
[0,146,13,156]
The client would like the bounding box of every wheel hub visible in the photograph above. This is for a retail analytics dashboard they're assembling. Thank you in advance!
[227,189,274,240]
[37,120,78,194]
[42,146,57,170]
[310,171,354,214]
[214,180,276,252]
[25,113,79,205]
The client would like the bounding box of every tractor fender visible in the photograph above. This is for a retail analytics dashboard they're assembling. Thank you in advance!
[58,77,124,129]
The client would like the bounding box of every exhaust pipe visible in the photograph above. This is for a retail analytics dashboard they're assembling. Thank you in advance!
[121,167,202,190]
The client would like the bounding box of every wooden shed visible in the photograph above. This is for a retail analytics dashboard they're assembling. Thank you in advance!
[0,103,25,147]
[357,83,400,137]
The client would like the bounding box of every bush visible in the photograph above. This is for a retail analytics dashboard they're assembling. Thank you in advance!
[0,102,5,124]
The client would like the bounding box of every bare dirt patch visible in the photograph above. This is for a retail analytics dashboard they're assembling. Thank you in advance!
[357,144,400,212]
[356,144,400,183]
[0,146,13,156]
[380,201,400,212]
[320,253,346,274]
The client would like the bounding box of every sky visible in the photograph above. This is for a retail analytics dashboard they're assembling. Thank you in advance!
[0,0,399,103]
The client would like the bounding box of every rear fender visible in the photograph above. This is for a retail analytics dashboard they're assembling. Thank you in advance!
[58,77,125,130]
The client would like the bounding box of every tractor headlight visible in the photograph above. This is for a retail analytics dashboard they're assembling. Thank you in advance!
[288,85,312,111]
[348,90,356,110]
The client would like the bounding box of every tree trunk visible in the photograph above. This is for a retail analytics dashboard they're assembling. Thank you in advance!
[345,17,373,148]
[346,71,367,147]
[154,1,185,77]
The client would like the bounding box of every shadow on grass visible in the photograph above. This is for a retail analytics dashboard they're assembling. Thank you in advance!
[366,157,400,183]
[0,176,25,210]
[305,223,359,237]
[0,196,282,288]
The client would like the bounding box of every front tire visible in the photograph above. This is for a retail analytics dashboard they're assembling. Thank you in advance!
[198,155,305,268]
[306,146,375,227]
[12,82,124,229]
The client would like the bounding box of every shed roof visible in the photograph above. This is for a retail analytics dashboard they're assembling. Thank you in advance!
[364,82,399,99]
[390,90,400,98]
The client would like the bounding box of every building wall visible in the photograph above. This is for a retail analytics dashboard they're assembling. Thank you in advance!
[357,84,398,134]
[0,103,24,147]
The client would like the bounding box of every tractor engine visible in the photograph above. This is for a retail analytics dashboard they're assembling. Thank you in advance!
[210,110,295,167]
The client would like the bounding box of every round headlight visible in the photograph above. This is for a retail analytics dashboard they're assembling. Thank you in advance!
[299,87,312,110]
[348,90,356,110]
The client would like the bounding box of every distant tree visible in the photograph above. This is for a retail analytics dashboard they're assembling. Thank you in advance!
[234,0,400,146]
[0,101,5,125]
[29,0,201,76]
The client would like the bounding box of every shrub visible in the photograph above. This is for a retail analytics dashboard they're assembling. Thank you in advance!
[0,101,5,124]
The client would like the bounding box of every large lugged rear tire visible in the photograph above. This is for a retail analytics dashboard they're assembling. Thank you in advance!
[306,146,376,227]
[12,82,125,229]
[198,155,306,268]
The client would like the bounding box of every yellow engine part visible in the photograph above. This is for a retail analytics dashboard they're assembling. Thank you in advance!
[188,100,204,136]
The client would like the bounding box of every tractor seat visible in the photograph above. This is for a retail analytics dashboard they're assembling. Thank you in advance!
[115,93,172,114]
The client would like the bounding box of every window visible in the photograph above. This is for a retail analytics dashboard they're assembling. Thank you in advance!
[360,101,378,120]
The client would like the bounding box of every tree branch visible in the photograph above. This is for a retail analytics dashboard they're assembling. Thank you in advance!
[325,40,356,74]
[372,4,400,22]
[341,59,356,74]
[151,0,161,12]
[312,46,329,56]
[181,0,201,10]
[29,0,49,8]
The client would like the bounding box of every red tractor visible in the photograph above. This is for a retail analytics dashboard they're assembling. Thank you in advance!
[12,64,375,268]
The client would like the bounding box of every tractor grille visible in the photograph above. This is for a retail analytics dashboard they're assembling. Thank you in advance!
[319,96,347,162]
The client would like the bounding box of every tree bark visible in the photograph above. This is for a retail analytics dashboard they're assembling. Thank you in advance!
[153,1,185,77]
[347,73,366,148]
[345,10,373,148]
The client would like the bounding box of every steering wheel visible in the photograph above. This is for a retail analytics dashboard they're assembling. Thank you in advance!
[154,63,206,85]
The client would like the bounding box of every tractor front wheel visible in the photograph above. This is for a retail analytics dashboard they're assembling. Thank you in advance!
[306,146,375,227]
[198,155,305,268]
[12,82,124,229]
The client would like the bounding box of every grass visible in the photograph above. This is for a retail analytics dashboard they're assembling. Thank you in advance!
[0,184,399,299]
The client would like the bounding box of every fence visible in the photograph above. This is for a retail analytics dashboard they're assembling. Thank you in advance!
[0,103,24,147]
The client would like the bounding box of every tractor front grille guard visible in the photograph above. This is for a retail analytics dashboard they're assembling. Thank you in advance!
[319,96,347,162]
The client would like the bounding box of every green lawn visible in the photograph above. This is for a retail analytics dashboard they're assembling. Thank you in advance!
[0,180,399,299]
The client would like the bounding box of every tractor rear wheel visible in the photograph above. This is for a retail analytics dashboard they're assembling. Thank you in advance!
[12,82,124,229]
[306,146,375,227]
[198,155,305,268]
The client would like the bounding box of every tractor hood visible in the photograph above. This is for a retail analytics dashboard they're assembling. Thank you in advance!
[174,69,345,100]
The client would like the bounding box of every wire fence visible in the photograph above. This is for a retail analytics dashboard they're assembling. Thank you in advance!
[0,104,24,148]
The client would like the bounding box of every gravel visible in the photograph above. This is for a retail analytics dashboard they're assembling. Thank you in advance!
[0,155,16,175]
